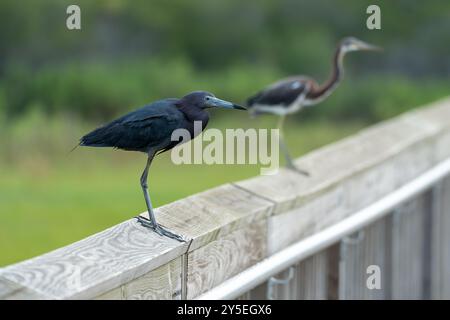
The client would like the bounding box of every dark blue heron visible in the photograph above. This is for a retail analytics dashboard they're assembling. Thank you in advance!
[246,37,381,175]
[79,91,245,242]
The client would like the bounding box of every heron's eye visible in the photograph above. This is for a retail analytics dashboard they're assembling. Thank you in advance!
[206,97,211,101]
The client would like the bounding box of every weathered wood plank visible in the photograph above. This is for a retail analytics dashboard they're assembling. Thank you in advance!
[391,195,428,299]
[338,217,390,299]
[295,251,328,299]
[141,183,273,299]
[0,219,187,299]
[96,257,182,300]
[186,218,267,299]
[327,244,340,300]
[0,276,49,300]
[440,177,450,299]
[143,184,274,252]
[0,276,21,299]
[246,284,267,300]
[268,251,328,300]
[431,177,450,299]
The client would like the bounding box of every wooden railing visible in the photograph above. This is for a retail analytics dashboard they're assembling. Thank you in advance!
[1,98,450,300]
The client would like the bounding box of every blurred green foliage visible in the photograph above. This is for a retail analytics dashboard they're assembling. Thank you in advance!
[0,0,449,122]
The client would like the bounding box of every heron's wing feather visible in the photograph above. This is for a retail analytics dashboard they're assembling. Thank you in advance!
[116,112,181,150]
[80,99,183,151]
[247,77,314,107]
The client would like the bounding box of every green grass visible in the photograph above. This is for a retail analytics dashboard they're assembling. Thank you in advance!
[0,115,366,266]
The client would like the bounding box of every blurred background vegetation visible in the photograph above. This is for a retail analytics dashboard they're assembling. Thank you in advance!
[1,0,449,265]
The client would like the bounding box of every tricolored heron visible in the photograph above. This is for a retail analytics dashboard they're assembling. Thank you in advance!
[79,91,245,242]
[246,37,381,175]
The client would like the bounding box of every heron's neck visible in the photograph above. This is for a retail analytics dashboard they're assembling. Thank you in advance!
[309,46,345,100]
[178,104,209,128]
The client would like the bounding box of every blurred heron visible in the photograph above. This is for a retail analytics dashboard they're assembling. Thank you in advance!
[246,37,381,175]
[79,91,245,242]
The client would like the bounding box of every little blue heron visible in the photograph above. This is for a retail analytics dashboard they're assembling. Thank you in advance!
[246,37,381,175]
[79,91,245,242]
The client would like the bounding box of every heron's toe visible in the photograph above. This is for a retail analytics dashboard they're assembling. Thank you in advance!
[135,216,185,242]
[135,215,155,228]
[155,225,186,243]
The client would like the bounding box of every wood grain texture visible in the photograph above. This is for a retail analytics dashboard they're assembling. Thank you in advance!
[186,218,267,299]
[431,177,450,299]
[96,257,182,300]
[0,219,187,299]
[269,251,328,300]
[294,251,329,299]
[326,244,340,300]
[338,217,390,300]
[391,195,428,299]
[142,184,274,252]
[0,276,49,300]
[245,283,268,300]
[0,277,20,299]
[440,177,450,299]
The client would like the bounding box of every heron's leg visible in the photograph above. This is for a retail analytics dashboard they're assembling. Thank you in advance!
[277,116,310,176]
[140,154,157,225]
[136,153,185,242]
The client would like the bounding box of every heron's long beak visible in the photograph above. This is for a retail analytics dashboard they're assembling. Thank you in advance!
[209,97,246,110]
[357,41,383,52]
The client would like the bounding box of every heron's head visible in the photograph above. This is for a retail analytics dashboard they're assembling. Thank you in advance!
[181,91,245,110]
[339,37,382,53]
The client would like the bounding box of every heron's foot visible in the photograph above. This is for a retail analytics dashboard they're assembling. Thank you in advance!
[136,215,155,228]
[154,225,186,242]
[286,163,310,177]
[136,216,185,242]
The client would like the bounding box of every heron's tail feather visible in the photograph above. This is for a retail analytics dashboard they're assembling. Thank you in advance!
[79,126,116,148]
[68,143,80,154]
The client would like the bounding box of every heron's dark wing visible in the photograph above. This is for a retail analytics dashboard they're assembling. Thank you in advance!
[247,77,313,107]
[80,99,184,152]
